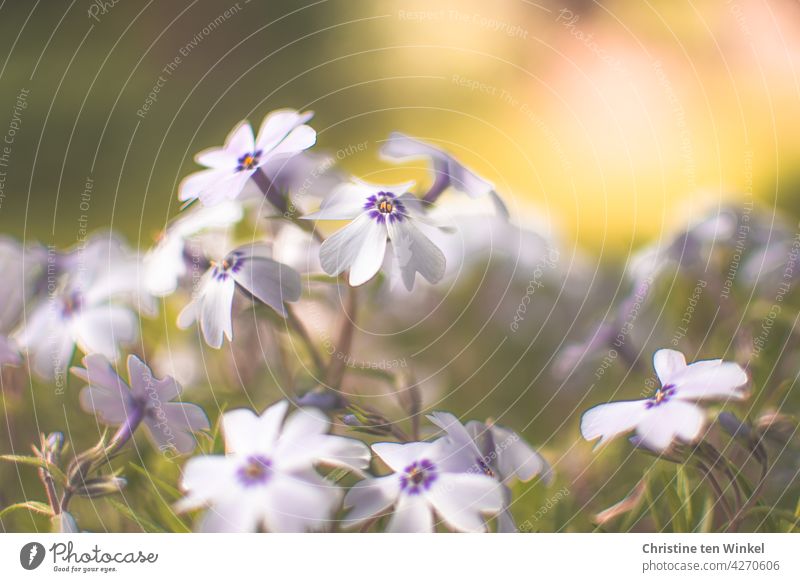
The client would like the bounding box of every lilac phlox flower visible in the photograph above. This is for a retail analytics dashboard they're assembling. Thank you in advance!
[380,132,507,216]
[72,353,209,454]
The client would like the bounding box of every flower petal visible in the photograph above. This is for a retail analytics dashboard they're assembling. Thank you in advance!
[636,400,705,451]
[22,319,75,381]
[255,109,313,153]
[74,354,132,425]
[672,361,749,401]
[143,236,185,297]
[178,168,230,202]
[197,496,261,533]
[223,400,289,455]
[302,183,371,220]
[144,402,209,455]
[580,399,648,447]
[387,218,446,290]
[318,213,385,284]
[280,406,330,440]
[176,454,238,512]
[348,217,388,286]
[72,305,137,360]
[279,433,371,474]
[195,147,238,170]
[372,441,437,474]
[490,425,551,484]
[427,412,483,473]
[343,475,398,526]
[179,168,252,207]
[78,386,131,425]
[653,349,687,385]
[428,473,502,532]
[230,254,301,317]
[446,157,494,198]
[176,297,199,329]
[263,471,340,532]
[386,493,433,533]
[262,124,316,160]
[199,274,236,348]
[171,200,244,238]
[223,121,255,156]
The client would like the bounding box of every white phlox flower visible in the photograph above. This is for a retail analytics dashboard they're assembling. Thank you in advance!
[144,200,244,297]
[178,109,316,207]
[429,412,551,532]
[14,236,143,380]
[581,349,749,452]
[343,437,503,532]
[176,400,370,532]
[303,179,446,290]
[177,244,301,348]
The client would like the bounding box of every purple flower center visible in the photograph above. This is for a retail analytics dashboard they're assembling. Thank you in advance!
[236,150,262,172]
[365,192,406,224]
[61,291,84,318]
[237,455,273,487]
[400,459,437,495]
[646,384,676,408]
[212,251,245,281]
[476,457,495,477]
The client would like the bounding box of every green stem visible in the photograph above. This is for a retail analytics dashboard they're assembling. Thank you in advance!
[324,285,358,390]
[285,304,325,377]
[694,459,734,526]
[727,441,770,532]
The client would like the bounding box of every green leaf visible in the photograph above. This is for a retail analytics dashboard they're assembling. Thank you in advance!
[0,454,68,484]
[0,501,53,520]
[106,499,165,533]
[302,273,342,285]
[127,463,181,499]
[676,466,693,528]
[743,506,799,531]
[698,493,715,533]
[643,477,664,531]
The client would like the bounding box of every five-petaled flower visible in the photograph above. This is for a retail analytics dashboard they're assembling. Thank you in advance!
[580,349,749,452]
[343,438,503,532]
[178,109,316,207]
[177,244,301,348]
[144,200,243,297]
[304,179,446,290]
[14,236,143,380]
[429,412,551,532]
[72,353,210,454]
[176,400,370,532]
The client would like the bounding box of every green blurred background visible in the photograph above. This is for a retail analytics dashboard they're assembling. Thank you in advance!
[2,0,800,251]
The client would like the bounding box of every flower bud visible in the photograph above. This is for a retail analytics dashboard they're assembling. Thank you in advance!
[718,412,752,442]
[74,476,127,498]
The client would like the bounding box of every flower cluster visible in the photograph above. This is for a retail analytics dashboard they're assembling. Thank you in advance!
[176,403,549,532]
[2,106,786,536]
